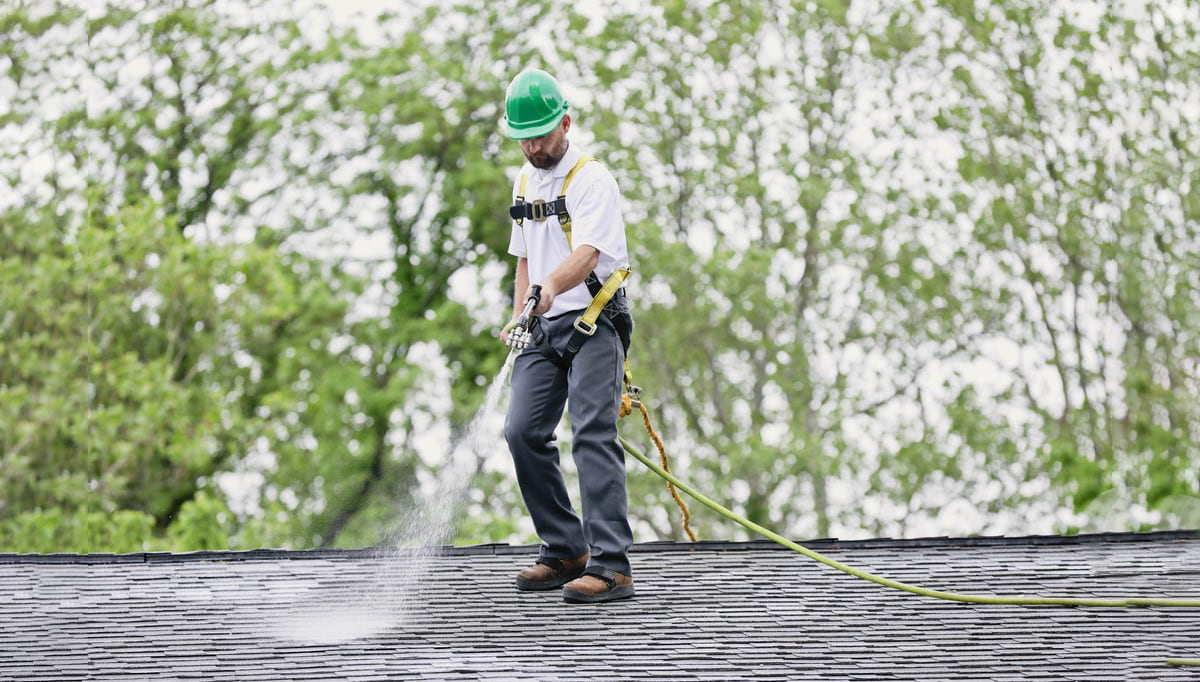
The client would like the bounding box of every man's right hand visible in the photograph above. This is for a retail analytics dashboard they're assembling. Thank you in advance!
[500,317,519,344]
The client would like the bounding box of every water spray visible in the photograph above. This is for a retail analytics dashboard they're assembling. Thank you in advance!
[274,342,522,644]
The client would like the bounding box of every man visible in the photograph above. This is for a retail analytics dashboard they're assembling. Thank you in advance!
[499,68,636,603]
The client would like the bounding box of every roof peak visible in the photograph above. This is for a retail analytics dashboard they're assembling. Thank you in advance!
[1,529,1195,565]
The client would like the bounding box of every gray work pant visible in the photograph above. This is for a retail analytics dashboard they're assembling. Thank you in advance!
[503,310,633,575]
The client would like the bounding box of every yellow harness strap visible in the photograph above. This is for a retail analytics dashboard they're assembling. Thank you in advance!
[572,267,630,338]
[558,155,594,248]
[515,174,530,252]
[515,174,529,223]
[553,156,630,341]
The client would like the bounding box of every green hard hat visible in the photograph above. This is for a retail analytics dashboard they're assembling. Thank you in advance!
[502,69,570,140]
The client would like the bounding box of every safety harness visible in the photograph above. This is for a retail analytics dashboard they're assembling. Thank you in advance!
[510,155,633,376]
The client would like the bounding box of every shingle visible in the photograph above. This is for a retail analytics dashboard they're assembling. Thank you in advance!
[0,532,1198,680]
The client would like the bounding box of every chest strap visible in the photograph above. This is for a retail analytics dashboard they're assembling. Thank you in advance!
[510,155,595,249]
[509,197,566,223]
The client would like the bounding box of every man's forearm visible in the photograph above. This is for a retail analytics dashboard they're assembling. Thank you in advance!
[543,245,600,297]
[512,257,530,319]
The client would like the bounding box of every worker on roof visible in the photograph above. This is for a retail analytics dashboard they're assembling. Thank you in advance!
[499,68,636,603]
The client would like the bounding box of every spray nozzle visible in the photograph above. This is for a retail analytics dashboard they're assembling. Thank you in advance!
[505,284,542,351]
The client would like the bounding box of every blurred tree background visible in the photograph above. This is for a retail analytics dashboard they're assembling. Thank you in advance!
[1,0,1196,552]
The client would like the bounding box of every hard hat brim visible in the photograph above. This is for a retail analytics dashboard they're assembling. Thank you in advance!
[502,109,567,140]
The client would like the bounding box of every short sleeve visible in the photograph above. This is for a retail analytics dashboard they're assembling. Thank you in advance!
[508,221,527,257]
[567,165,627,265]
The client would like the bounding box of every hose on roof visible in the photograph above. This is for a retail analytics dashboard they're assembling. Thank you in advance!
[617,404,1200,610]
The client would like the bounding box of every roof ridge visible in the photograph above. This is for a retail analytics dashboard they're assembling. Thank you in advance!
[0,529,1195,565]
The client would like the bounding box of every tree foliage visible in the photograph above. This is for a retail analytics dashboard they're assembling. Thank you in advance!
[1,0,1196,553]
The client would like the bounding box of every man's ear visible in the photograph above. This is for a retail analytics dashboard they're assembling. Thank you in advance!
[561,114,571,134]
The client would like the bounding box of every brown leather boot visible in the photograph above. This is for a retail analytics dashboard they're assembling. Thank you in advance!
[515,553,589,591]
[562,567,634,603]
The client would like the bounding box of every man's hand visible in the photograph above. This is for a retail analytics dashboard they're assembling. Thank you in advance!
[526,283,556,317]
[500,317,519,344]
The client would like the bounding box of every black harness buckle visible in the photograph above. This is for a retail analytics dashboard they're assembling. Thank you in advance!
[510,198,568,224]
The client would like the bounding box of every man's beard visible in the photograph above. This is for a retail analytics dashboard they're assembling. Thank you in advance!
[526,138,568,170]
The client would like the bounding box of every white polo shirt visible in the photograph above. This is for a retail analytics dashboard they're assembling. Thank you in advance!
[507,144,630,318]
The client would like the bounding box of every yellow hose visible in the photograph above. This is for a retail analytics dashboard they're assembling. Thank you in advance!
[617,431,1200,609]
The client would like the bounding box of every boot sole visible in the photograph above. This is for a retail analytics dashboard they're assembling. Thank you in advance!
[515,566,586,592]
[562,584,635,604]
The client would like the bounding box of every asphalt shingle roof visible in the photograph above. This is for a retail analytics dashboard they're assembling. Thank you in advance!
[1,531,1198,680]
